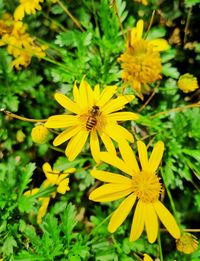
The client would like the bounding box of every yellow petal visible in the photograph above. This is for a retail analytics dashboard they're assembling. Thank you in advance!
[45,115,78,128]
[42,162,52,176]
[14,5,24,20]
[53,125,82,146]
[24,188,39,196]
[136,19,144,40]
[144,203,158,243]
[130,200,145,241]
[90,130,100,163]
[150,39,169,52]
[118,140,140,175]
[79,80,93,110]
[104,124,134,143]
[91,170,132,183]
[89,183,133,202]
[107,112,139,121]
[65,130,89,161]
[148,141,164,173]
[137,140,148,171]
[99,131,116,155]
[143,254,154,261]
[73,81,80,103]
[93,84,100,104]
[97,85,118,107]
[37,197,50,224]
[153,201,181,239]
[54,93,80,114]
[102,95,134,114]
[108,193,136,232]
[57,178,70,194]
[100,152,132,176]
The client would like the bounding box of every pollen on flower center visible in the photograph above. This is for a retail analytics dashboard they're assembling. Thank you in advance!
[131,171,162,203]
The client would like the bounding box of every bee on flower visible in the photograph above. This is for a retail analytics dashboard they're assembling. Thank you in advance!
[118,19,169,99]
[89,140,181,243]
[45,79,139,162]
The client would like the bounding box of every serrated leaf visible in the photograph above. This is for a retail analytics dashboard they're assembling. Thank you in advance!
[2,236,17,255]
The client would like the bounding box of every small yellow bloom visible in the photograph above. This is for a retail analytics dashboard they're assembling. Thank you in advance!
[0,13,13,35]
[45,79,139,162]
[25,162,75,223]
[0,18,47,69]
[14,0,44,21]
[31,125,49,144]
[89,140,181,243]
[178,73,199,93]
[118,19,169,99]
[176,233,199,254]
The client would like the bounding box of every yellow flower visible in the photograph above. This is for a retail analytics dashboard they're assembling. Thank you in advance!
[0,13,13,35]
[143,254,153,261]
[31,124,49,144]
[45,79,139,162]
[0,19,47,69]
[178,73,199,93]
[176,233,199,254]
[25,162,75,223]
[118,19,169,99]
[89,140,181,243]
[14,0,44,21]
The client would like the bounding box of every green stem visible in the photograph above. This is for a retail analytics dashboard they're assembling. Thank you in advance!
[111,234,121,253]
[161,168,180,226]
[88,213,112,238]
[157,230,164,261]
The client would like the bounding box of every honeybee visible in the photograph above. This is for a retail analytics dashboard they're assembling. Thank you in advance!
[86,105,100,131]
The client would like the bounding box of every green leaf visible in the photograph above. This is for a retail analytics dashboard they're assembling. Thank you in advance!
[2,236,17,255]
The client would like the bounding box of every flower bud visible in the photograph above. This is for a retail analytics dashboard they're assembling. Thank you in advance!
[178,73,199,93]
[176,233,199,254]
[31,125,49,144]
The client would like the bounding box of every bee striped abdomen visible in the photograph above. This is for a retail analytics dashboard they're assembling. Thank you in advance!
[86,116,97,131]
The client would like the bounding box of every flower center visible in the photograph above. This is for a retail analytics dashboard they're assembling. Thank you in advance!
[131,171,162,203]
[119,39,162,85]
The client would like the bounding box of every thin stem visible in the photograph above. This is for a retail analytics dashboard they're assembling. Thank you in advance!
[111,235,121,253]
[145,10,156,39]
[57,0,84,32]
[161,168,180,226]
[112,0,127,41]
[1,109,47,123]
[88,213,112,237]
[150,102,200,119]
[184,6,192,44]
[157,230,164,261]
[48,144,65,154]
[138,89,156,112]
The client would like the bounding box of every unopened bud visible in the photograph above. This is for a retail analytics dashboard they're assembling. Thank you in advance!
[31,125,49,144]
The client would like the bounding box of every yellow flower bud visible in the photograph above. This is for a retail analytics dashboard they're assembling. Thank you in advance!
[178,73,199,93]
[31,125,49,144]
[16,129,26,143]
[176,233,199,254]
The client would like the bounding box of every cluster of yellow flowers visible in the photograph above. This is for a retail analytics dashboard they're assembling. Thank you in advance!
[2,3,196,256]
[0,0,47,69]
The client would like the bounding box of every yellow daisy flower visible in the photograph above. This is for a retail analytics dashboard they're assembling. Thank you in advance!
[176,233,199,254]
[89,140,181,243]
[25,162,75,223]
[178,73,199,93]
[45,79,139,162]
[118,19,169,99]
[14,0,44,21]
